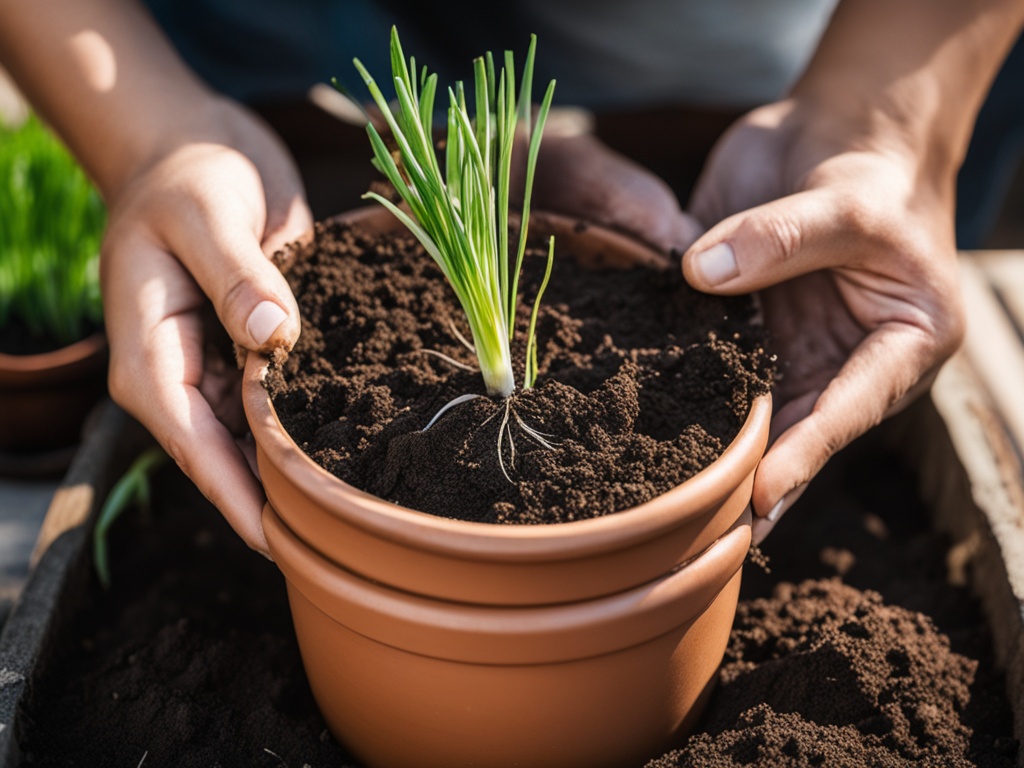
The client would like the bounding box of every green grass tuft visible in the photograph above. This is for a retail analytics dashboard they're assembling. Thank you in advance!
[0,115,106,347]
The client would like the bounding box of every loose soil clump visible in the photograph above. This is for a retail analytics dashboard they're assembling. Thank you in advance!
[647,436,1017,768]
[266,220,772,523]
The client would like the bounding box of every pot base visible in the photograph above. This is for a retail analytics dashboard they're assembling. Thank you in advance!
[293,572,740,768]
[267,503,749,768]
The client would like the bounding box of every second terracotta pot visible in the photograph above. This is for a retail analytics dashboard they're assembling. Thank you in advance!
[265,501,751,768]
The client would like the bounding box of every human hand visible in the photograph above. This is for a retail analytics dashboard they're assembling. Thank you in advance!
[102,98,311,556]
[683,98,964,543]
[525,133,703,255]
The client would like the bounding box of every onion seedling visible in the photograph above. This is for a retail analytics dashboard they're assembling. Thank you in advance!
[349,27,556,398]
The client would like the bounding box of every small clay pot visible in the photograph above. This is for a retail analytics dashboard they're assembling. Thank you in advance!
[264,500,751,768]
[0,332,108,454]
[243,207,771,606]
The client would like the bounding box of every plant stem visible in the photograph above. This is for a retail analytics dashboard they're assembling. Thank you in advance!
[350,28,556,399]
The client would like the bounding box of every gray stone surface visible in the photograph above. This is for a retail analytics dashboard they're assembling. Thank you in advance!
[0,481,57,629]
[0,402,143,768]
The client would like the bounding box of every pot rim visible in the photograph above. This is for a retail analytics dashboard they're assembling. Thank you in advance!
[265,500,751,664]
[243,206,772,561]
[0,331,108,384]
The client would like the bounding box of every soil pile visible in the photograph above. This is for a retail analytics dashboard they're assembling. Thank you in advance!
[267,220,772,523]
[648,580,992,767]
[646,437,1017,768]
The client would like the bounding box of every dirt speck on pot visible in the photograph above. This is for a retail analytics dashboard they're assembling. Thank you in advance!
[266,219,773,523]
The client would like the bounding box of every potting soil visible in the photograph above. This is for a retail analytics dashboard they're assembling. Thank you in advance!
[13,425,1016,767]
[266,220,772,523]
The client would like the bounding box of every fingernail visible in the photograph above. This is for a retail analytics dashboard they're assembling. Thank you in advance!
[751,483,809,546]
[692,242,739,286]
[751,516,772,547]
[247,301,288,346]
[766,497,786,523]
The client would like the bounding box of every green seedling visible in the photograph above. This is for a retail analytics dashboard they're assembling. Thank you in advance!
[347,27,556,397]
[93,447,168,589]
[0,115,105,345]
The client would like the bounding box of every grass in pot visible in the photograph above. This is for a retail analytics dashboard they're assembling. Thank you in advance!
[0,114,108,463]
[243,29,773,768]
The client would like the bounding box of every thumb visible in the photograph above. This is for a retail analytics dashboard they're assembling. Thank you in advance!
[682,191,842,294]
[171,214,302,355]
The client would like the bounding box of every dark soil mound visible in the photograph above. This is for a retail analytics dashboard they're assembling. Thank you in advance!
[649,581,985,768]
[266,220,772,523]
[647,436,1017,768]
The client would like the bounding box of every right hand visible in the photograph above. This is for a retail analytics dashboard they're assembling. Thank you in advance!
[683,98,965,542]
[101,98,311,557]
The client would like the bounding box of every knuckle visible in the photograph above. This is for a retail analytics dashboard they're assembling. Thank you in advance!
[834,191,883,237]
[218,269,262,331]
[810,421,848,469]
[932,292,966,358]
[760,213,803,262]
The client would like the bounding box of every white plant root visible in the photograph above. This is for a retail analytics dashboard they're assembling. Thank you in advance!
[421,392,558,484]
[448,319,476,353]
[421,393,483,432]
[415,348,478,372]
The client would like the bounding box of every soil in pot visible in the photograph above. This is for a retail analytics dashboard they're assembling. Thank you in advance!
[13,422,1016,767]
[265,218,773,524]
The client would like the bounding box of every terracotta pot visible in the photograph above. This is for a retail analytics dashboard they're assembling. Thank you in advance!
[0,332,108,454]
[243,207,772,606]
[264,500,751,768]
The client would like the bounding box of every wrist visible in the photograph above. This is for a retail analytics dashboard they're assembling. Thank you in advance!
[787,0,1024,197]
[786,81,957,196]
[103,95,249,203]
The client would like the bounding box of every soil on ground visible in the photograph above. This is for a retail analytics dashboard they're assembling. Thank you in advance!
[266,220,772,523]
[13,420,1016,767]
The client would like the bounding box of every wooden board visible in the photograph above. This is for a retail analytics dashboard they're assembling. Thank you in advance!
[921,252,1024,767]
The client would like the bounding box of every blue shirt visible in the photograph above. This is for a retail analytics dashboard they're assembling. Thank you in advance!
[145,0,838,109]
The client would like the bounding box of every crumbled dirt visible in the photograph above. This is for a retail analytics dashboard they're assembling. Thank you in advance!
[266,219,772,523]
[649,581,981,767]
[647,436,1017,768]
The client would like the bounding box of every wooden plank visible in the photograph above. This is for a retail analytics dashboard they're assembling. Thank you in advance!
[0,401,146,766]
[975,251,1024,341]
[28,404,150,567]
[958,258,1024,464]
[924,357,1024,767]
[885,254,1024,763]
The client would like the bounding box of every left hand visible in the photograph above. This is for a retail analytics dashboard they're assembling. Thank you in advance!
[683,98,965,543]
[101,98,311,556]
[525,133,703,254]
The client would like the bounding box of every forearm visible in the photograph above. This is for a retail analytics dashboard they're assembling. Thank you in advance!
[793,0,1024,187]
[0,0,220,198]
